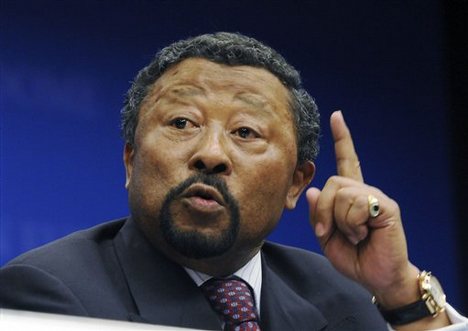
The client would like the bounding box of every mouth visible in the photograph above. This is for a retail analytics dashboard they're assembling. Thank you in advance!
[180,183,226,211]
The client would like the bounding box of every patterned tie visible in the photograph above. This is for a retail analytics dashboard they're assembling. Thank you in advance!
[201,277,261,331]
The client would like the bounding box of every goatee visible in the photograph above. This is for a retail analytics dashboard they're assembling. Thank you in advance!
[159,173,240,259]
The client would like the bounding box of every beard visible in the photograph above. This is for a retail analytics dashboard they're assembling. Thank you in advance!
[159,174,240,259]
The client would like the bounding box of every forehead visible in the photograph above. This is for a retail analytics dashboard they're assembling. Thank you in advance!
[146,58,292,115]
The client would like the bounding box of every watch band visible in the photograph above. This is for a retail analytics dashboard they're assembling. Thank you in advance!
[376,271,446,325]
[378,299,432,325]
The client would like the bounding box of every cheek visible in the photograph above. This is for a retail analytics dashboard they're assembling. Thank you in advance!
[128,147,186,216]
[134,128,191,184]
[233,155,294,237]
[128,161,164,221]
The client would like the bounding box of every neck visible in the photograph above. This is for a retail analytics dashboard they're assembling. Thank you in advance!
[177,244,262,277]
[157,237,263,277]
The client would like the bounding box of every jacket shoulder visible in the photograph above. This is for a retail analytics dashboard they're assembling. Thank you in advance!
[0,218,130,318]
[4,218,126,270]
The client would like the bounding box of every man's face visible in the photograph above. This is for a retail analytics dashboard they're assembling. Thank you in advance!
[124,58,314,269]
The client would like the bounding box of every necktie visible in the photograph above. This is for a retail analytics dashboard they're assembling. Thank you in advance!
[201,277,261,331]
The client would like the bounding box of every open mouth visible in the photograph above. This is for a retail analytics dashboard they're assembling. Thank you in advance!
[181,183,226,207]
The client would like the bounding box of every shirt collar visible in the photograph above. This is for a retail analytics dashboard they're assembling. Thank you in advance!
[184,251,262,311]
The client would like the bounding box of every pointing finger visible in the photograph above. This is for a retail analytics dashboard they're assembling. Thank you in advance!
[331,111,364,182]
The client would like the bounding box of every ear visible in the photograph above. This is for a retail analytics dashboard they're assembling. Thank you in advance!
[285,161,315,209]
[123,143,135,189]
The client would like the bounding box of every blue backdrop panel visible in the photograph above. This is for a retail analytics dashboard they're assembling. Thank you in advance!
[1,0,461,311]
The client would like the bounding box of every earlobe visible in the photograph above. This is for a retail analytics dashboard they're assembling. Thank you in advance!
[123,144,135,189]
[285,161,315,209]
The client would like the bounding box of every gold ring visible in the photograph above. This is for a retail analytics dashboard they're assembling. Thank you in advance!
[368,195,380,218]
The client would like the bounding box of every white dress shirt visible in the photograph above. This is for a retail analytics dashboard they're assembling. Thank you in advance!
[184,251,263,314]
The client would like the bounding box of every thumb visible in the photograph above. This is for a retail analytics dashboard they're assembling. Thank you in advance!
[306,187,325,238]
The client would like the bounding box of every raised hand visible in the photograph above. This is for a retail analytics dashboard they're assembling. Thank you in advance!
[306,111,452,329]
[306,111,421,307]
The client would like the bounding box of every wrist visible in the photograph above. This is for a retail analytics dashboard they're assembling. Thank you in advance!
[373,264,420,310]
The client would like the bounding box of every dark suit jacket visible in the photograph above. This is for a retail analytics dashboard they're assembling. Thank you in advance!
[0,218,388,330]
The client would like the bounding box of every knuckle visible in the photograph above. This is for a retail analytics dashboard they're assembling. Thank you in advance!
[327,175,340,184]
[356,195,368,209]
[335,187,347,198]
[386,198,400,214]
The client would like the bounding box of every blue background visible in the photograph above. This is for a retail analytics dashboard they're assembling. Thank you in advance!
[1,1,463,312]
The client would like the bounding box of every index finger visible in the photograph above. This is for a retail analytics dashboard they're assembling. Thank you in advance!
[331,111,364,182]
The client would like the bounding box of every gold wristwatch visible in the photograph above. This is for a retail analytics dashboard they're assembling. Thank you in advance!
[419,270,446,315]
[378,271,446,325]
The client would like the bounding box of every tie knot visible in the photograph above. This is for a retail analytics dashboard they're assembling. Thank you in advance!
[201,277,260,331]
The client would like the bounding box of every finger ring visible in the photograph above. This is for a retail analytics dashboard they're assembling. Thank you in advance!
[368,195,380,218]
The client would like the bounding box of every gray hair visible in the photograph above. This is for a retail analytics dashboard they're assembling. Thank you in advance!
[121,32,320,163]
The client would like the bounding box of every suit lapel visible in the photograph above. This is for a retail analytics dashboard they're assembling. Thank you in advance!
[113,219,221,330]
[260,252,328,331]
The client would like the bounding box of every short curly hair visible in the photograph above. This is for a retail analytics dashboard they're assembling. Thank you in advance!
[121,32,320,163]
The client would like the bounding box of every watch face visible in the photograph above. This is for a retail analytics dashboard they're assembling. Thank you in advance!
[430,276,447,307]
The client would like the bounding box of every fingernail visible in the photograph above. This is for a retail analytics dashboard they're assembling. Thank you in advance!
[315,223,325,237]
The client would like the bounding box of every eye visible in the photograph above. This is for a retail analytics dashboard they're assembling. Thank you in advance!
[234,127,258,139]
[170,118,192,129]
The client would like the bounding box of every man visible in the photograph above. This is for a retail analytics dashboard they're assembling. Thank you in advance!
[1,32,466,330]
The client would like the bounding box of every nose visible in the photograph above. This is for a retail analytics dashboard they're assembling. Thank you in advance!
[188,127,232,176]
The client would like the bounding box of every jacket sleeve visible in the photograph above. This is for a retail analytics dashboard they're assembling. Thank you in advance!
[0,263,88,316]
